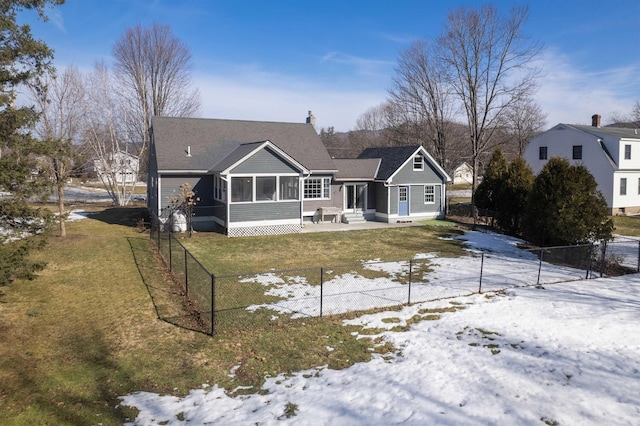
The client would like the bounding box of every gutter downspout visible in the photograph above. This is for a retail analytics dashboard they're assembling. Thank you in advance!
[220,174,229,233]
[301,171,312,227]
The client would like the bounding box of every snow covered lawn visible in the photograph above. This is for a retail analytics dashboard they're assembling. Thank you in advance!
[120,231,640,425]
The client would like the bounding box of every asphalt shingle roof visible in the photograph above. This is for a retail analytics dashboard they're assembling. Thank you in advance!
[570,125,640,140]
[151,116,336,172]
[358,145,421,180]
[333,158,381,180]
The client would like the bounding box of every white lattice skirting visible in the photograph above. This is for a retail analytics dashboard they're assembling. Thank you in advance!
[227,223,302,237]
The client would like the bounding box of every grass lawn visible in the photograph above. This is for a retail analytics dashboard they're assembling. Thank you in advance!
[613,215,640,237]
[179,221,466,276]
[0,207,466,425]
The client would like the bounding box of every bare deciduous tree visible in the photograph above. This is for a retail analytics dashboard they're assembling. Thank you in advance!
[112,22,201,158]
[83,62,138,206]
[389,40,455,170]
[30,66,85,237]
[437,4,542,224]
[501,96,547,156]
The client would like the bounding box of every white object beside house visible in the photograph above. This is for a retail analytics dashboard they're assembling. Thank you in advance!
[523,114,640,215]
[452,162,473,185]
[94,150,140,186]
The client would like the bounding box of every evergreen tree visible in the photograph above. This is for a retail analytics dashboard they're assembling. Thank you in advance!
[0,0,63,285]
[494,156,534,234]
[522,157,613,246]
[474,148,508,219]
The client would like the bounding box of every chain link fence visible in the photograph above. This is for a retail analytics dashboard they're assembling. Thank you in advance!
[149,216,640,336]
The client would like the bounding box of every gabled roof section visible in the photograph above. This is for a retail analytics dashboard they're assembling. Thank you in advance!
[333,158,381,181]
[151,116,336,172]
[358,145,451,182]
[212,140,308,174]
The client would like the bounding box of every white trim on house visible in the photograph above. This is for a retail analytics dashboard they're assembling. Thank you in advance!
[219,140,309,176]
[385,146,452,184]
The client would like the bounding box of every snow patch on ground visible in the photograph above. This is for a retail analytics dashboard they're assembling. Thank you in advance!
[120,230,640,425]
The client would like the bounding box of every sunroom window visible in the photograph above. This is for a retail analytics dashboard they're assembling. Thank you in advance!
[256,177,276,201]
[231,177,253,202]
[279,176,299,200]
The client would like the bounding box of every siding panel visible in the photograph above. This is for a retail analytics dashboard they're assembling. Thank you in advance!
[230,202,300,222]
[231,147,299,174]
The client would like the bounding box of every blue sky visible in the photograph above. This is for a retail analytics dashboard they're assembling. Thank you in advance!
[21,0,640,131]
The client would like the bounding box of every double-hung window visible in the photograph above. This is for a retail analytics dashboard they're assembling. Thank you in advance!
[424,185,435,204]
[620,178,627,196]
[304,177,331,199]
[413,155,424,171]
[572,145,582,160]
[625,144,631,160]
[539,146,548,160]
[214,175,226,201]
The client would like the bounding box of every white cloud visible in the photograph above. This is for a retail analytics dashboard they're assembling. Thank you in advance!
[534,49,640,127]
[194,71,386,132]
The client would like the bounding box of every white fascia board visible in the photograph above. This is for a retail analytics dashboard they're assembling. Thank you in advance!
[158,169,209,174]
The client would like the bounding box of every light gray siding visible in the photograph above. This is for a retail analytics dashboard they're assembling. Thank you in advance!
[393,155,443,184]
[389,186,398,215]
[409,185,442,213]
[231,147,299,174]
[230,201,300,222]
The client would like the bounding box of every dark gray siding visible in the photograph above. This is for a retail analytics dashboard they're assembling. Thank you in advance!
[160,174,214,217]
[231,147,299,174]
[147,142,159,214]
[374,183,388,213]
[393,155,443,184]
[230,202,300,222]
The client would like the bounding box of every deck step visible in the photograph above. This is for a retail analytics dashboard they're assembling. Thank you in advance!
[342,212,367,224]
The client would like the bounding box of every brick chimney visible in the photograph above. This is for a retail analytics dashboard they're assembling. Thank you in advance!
[592,114,601,128]
[306,110,316,127]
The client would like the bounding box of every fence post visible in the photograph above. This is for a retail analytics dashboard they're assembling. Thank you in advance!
[320,267,324,318]
[586,244,594,279]
[168,232,173,272]
[600,241,607,277]
[637,241,640,273]
[407,259,413,304]
[536,249,543,286]
[478,252,484,293]
[211,274,216,336]
[184,248,189,297]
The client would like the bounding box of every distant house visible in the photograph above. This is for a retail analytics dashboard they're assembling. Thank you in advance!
[147,115,450,236]
[94,150,139,186]
[452,162,473,185]
[523,114,640,215]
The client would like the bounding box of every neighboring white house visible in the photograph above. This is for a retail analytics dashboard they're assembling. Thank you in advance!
[452,162,473,185]
[94,150,139,186]
[523,114,640,215]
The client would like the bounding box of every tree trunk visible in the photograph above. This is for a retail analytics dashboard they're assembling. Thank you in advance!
[57,183,66,238]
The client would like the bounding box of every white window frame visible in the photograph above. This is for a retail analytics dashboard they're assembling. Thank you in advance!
[625,144,631,160]
[214,175,227,202]
[620,177,627,196]
[424,185,435,204]
[304,177,331,200]
[413,155,424,171]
